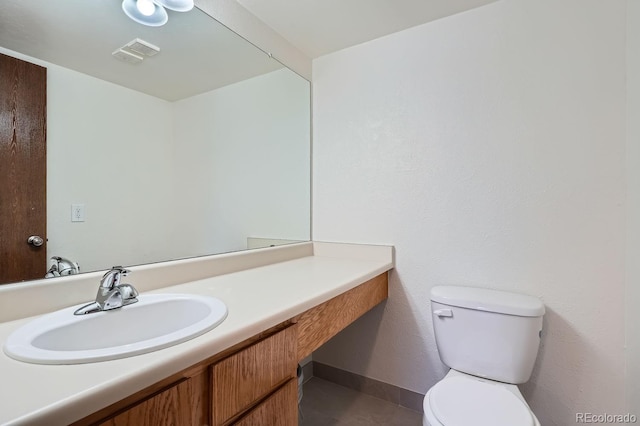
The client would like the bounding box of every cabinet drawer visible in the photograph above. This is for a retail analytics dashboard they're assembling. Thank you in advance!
[99,373,208,426]
[212,325,297,425]
[234,379,297,426]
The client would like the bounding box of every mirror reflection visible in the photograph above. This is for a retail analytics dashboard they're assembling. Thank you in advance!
[0,0,311,285]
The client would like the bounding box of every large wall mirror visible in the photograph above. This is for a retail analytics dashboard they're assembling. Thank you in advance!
[0,0,311,285]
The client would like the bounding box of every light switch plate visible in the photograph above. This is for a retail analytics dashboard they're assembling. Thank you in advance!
[71,204,85,222]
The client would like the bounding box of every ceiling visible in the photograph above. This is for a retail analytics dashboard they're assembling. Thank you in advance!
[236,0,500,59]
[0,0,281,101]
[0,0,500,99]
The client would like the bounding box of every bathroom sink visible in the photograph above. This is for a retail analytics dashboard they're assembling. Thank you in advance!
[3,294,227,364]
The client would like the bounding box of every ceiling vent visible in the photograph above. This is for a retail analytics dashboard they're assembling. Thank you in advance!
[112,38,160,64]
[112,48,144,64]
[125,38,161,57]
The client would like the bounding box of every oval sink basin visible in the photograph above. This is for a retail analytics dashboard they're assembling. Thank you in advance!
[3,294,227,364]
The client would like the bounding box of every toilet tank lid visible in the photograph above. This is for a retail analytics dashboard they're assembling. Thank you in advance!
[431,286,545,317]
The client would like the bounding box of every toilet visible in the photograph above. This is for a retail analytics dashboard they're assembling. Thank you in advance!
[424,286,545,426]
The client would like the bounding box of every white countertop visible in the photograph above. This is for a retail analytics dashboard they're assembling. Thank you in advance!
[0,242,393,425]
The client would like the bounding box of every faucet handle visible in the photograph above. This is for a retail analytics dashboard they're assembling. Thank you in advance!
[118,284,139,301]
[114,266,131,277]
[100,266,131,289]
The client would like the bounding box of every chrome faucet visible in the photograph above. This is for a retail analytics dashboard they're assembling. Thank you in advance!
[74,266,139,315]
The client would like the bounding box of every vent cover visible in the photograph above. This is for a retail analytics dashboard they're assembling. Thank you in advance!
[125,38,160,57]
[112,48,143,64]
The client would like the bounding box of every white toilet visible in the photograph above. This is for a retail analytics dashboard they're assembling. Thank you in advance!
[423,286,545,426]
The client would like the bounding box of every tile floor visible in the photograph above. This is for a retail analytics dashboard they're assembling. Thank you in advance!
[299,377,423,426]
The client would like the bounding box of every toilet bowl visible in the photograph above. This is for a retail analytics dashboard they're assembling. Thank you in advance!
[424,286,545,426]
[422,370,540,426]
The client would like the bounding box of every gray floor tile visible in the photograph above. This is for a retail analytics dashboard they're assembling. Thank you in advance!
[301,378,422,426]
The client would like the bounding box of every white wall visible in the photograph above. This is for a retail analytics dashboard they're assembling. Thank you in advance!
[46,62,177,272]
[626,0,640,414]
[172,68,311,256]
[312,0,628,423]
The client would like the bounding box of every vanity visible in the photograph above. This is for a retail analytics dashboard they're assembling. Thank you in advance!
[0,242,393,425]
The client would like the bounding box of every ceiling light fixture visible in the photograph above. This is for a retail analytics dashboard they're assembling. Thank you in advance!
[122,0,168,26]
[121,0,194,27]
[153,0,194,12]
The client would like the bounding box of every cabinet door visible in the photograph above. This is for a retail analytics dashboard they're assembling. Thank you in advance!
[234,379,297,426]
[99,373,208,426]
[212,326,297,425]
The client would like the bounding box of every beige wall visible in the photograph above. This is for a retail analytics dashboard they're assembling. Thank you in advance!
[312,0,628,424]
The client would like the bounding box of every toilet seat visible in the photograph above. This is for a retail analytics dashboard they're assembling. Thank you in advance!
[428,376,534,426]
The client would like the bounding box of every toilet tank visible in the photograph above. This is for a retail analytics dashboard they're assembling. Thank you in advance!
[430,286,545,384]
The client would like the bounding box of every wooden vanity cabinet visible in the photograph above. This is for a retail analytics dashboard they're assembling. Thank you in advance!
[88,325,298,426]
[78,272,388,426]
[211,325,297,425]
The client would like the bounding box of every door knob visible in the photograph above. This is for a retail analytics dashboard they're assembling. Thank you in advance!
[27,235,44,247]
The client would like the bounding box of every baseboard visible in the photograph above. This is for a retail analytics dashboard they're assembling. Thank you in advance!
[311,361,424,412]
[301,360,314,385]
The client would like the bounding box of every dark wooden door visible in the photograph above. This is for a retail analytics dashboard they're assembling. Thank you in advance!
[0,53,47,284]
